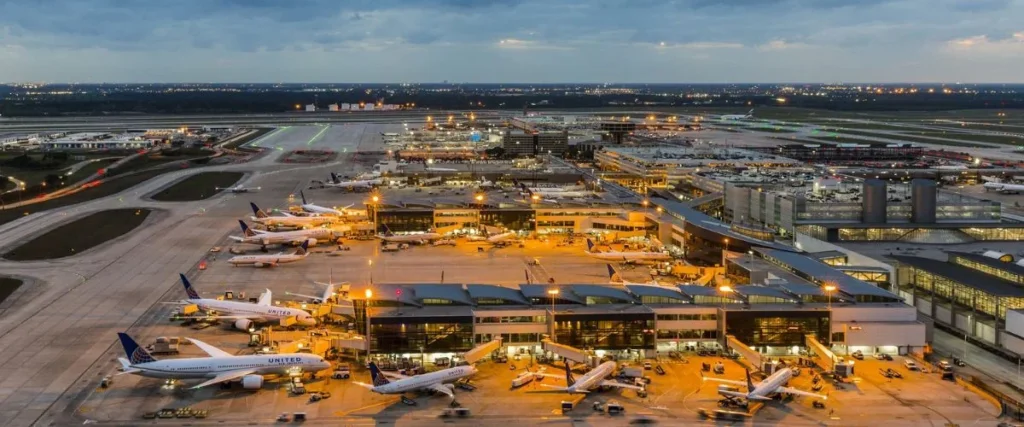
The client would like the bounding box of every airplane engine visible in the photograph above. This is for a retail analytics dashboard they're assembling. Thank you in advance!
[241,375,264,390]
[234,319,255,332]
[306,238,318,247]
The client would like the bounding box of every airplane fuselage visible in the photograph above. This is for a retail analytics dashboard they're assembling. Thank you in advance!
[567,361,616,393]
[372,365,477,395]
[228,254,306,266]
[378,233,442,243]
[189,298,314,324]
[252,216,334,228]
[587,251,672,262]
[748,368,794,400]
[128,354,329,380]
[236,228,333,246]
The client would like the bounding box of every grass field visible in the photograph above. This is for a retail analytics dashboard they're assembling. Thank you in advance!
[151,172,244,202]
[3,208,151,261]
[909,131,1024,145]
[0,277,23,305]
[0,167,168,226]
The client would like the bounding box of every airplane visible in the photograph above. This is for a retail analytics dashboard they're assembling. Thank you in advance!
[467,227,518,246]
[704,367,828,402]
[720,109,755,121]
[325,172,382,191]
[377,224,442,244]
[518,183,594,199]
[249,202,336,228]
[299,191,352,216]
[217,185,261,193]
[983,181,1024,194]
[935,164,968,171]
[115,333,329,389]
[529,361,645,394]
[287,275,348,304]
[172,273,316,331]
[230,220,335,248]
[585,239,672,262]
[513,179,586,193]
[227,240,310,267]
[606,264,661,286]
[354,361,477,402]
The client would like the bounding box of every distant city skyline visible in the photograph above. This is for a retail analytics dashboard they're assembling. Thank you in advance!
[1,0,1023,83]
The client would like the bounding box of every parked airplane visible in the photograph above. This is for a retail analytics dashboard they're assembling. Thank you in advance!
[230,220,335,248]
[585,239,672,262]
[935,164,968,171]
[227,240,310,267]
[326,172,382,191]
[377,224,442,244]
[172,274,316,331]
[704,367,827,401]
[530,361,645,394]
[518,184,594,199]
[249,202,335,228]
[606,264,661,286]
[116,333,329,389]
[217,185,261,193]
[720,109,755,121]
[983,181,1024,194]
[467,227,518,246]
[299,191,352,216]
[287,278,346,304]
[355,361,477,401]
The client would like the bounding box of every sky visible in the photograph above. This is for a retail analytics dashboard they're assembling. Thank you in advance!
[1,0,1023,83]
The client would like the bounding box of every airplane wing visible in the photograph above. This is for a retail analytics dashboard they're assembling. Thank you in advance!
[702,377,748,387]
[532,372,565,380]
[190,369,259,389]
[187,338,234,358]
[599,380,645,391]
[777,386,828,400]
[351,381,375,390]
[423,383,454,399]
[228,236,245,242]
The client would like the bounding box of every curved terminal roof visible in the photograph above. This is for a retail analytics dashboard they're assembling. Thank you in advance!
[466,284,531,305]
[519,284,585,304]
[565,284,637,304]
[405,284,474,305]
[625,284,688,301]
[754,248,899,300]
[734,286,800,303]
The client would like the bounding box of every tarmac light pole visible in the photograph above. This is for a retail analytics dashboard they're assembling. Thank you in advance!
[364,289,373,363]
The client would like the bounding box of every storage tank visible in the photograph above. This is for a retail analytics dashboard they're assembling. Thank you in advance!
[862,179,887,223]
[911,179,937,224]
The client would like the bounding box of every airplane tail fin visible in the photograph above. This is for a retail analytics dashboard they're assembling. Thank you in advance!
[295,240,310,256]
[368,362,390,386]
[117,332,157,365]
[745,368,755,392]
[747,109,755,117]
[238,220,257,237]
[564,360,576,387]
[381,223,394,237]
[300,190,308,205]
[258,289,273,306]
[585,238,596,253]
[250,202,268,218]
[606,264,621,283]
[330,172,340,184]
[180,273,200,300]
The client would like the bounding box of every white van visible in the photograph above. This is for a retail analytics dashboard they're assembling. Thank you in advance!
[903,360,918,370]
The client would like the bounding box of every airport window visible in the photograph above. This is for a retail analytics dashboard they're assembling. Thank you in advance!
[643,296,687,305]
[420,298,457,305]
[657,314,677,321]
[554,314,655,350]
[475,315,545,324]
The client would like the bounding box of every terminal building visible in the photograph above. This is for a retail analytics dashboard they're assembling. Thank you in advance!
[890,251,1024,358]
[595,147,801,190]
[502,130,569,157]
[741,142,923,162]
[348,279,924,362]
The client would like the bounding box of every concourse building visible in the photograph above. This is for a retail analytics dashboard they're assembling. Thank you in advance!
[347,278,924,364]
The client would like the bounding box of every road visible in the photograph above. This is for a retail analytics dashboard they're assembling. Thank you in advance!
[932,328,1024,392]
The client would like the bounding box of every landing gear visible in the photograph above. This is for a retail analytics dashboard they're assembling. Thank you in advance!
[450,400,462,408]
[400,396,417,406]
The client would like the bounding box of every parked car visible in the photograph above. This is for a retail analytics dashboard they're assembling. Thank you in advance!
[903,360,918,370]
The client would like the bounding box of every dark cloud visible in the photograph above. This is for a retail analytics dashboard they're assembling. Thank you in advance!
[0,0,1021,82]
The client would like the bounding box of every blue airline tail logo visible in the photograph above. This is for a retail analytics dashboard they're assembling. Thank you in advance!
[300,190,308,205]
[238,220,256,237]
[250,202,268,218]
[368,362,390,387]
[118,332,157,365]
[180,273,200,299]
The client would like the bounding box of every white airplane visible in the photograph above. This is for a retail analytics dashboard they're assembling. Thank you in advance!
[326,172,382,191]
[249,202,336,228]
[229,220,335,248]
[720,109,755,121]
[217,185,261,193]
[935,164,968,171]
[173,273,316,331]
[299,191,352,216]
[704,367,828,402]
[606,264,661,286]
[513,179,585,193]
[530,361,645,394]
[287,277,347,304]
[355,361,477,401]
[227,240,311,267]
[115,333,329,389]
[467,227,518,246]
[585,239,673,262]
[983,181,1024,194]
[377,224,442,244]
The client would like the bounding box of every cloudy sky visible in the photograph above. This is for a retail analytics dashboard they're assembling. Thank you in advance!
[1,0,1022,83]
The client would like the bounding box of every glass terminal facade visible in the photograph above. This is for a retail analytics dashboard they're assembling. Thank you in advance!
[553,312,655,350]
[725,311,830,347]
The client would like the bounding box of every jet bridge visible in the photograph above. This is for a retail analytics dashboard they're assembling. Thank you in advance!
[462,338,503,364]
[804,334,837,372]
[725,335,763,372]
[541,338,590,364]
